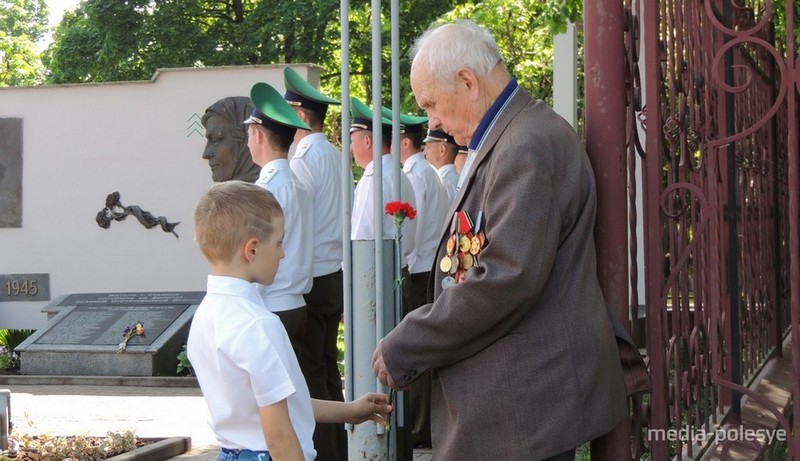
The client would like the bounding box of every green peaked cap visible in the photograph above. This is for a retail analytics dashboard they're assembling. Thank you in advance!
[381,106,427,134]
[380,105,428,126]
[283,67,340,113]
[350,97,392,133]
[245,82,311,132]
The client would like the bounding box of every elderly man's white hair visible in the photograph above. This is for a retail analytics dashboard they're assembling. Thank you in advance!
[410,20,504,88]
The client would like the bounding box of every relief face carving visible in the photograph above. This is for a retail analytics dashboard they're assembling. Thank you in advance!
[201,97,260,183]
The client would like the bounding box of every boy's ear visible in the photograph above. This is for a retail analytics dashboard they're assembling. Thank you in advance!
[243,238,259,262]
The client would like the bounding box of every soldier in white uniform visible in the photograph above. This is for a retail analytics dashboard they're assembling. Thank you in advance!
[244,82,314,357]
[283,67,347,461]
[350,97,417,270]
[423,128,460,204]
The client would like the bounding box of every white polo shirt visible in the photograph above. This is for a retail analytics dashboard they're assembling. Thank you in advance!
[351,154,417,268]
[255,159,313,312]
[290,132,344,277]
[187,275,316,460]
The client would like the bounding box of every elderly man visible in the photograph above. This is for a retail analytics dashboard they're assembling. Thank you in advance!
[372,20,627,461]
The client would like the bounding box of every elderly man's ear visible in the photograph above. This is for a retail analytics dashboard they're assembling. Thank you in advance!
[457,68,480,101]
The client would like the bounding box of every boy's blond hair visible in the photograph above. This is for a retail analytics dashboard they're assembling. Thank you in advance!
[194,180,283,263]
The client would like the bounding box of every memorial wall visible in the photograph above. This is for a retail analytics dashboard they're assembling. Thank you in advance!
[0,64,323,329]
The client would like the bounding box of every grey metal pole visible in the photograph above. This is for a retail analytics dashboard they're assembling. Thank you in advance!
[370,0,386,412]
[390,0,401,199]
[388,3,410,460]
[340,0,354,415]
[350,240,395,459]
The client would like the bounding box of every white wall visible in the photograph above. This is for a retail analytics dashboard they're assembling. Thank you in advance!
[0,64,322,329]
[553,22,577,128]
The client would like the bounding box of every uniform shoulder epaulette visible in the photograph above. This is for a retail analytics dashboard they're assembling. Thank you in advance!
[294,142,311,159]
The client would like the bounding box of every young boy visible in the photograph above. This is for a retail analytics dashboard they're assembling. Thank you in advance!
[188,180,391,461]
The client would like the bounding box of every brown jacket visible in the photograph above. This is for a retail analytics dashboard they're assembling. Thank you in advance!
[381,86,627,460]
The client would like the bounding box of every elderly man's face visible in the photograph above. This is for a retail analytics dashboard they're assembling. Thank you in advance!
[202,113,242,182]
[411,64,472,146]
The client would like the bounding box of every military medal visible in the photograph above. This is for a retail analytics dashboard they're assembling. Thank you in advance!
[459,235,471,253]
[441,276,456,290]
[457,210,473,234]
[446,235,456,255]
[462,253,474,269]
[439,255,452,273]
[440,209,487,285]
[469,236,481,255]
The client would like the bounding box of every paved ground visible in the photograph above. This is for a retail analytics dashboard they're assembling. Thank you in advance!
[1,379,432,461]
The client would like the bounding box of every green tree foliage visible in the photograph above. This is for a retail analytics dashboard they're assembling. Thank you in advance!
[335,0,458,112]
[0,0,48,86]
[40,0,582,107]
[440,0,583,104]
[43,0,349,84]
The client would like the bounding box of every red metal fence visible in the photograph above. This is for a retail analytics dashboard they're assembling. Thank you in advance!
[588,0,798,459]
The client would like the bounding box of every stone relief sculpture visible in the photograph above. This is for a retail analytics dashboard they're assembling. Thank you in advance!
[0,117,22,228]
[96,191,180,238]
[201,96,260,183]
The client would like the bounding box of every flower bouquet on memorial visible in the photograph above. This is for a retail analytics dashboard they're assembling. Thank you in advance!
[117,321,145,353]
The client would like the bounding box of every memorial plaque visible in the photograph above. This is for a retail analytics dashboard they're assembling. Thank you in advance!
[58,291,204,307]
[0,118,22,228]
[17,291,205,376]
[33,304,190,346]
[0,273,50,302]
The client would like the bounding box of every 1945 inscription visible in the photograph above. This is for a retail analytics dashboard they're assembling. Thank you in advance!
[0,274,50,302]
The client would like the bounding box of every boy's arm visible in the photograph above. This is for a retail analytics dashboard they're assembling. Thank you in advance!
[259,399,304,461]
[312,392,392,424]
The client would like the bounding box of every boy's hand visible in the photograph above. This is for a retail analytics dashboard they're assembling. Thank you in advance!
[348,392,393,425]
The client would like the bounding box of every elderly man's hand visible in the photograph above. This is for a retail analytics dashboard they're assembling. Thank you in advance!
[372,341,398,389]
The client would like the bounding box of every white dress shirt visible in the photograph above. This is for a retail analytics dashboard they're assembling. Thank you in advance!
[402,152,448,274]
[351,154,417,268]
[187,275,316,459]
[255,159,313,312]
[290,132,344,277]
[437,164,459,204]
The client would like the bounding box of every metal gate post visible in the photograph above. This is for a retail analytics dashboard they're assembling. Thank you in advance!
[583,0,632,459]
